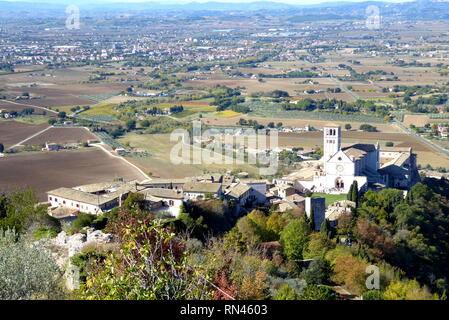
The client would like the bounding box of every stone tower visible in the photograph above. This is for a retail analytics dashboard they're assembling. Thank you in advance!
[323,126,341,161]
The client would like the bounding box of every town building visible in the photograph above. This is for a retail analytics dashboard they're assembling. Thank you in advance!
[295,125,419,194]
[183,182,223,200]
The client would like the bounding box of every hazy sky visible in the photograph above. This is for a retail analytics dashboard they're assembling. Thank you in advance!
[7,0,415,4]
[98,0,413,3]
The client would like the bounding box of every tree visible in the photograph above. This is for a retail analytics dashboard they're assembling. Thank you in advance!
[308,208,315,231]
[0,189,48,234]
[125,119,137,131]
[348,180,359,206]
[48,119,57,125]
[79,215,212,300]
[123,192,145,212]
[275,284,299,300]
[300,285,337,300]
[345,123,352,131]
[300,258,332,285]
[383,280,439,300]
[320,219,331,238]
[332,255,369,295]
[0,143,4,153]
[280,219,311,262]
[348,183,354,201]
[303,232,335,259]
[266,213,287,237]
[0,229,64,299]
[140,120,150,128]
[57,111,66,119]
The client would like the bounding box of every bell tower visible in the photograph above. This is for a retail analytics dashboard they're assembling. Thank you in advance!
[323,126,341,161]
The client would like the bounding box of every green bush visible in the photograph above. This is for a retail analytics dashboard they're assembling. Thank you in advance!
[33,226,59,240]
[70,213,95,233]
[362,290,383,300]
[0,229,64,299]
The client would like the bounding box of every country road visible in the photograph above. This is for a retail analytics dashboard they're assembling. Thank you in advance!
[1,100,58,115]
[393,119,449,157]
[91,143,151,181]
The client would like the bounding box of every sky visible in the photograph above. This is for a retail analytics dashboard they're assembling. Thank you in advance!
[5,0,416,4]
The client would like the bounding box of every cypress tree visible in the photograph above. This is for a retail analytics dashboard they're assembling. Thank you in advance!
[351,181,359,207]
[308,207,315,231]
[347,183,354,201]
[320,219,330,238]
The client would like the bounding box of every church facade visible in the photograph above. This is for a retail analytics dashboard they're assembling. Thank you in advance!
[296,126,419,194]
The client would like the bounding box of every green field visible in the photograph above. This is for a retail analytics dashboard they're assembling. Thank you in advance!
[117,133,260,178]
[1,115,50,125]
[80,103,119,116]
[312,193,348,207]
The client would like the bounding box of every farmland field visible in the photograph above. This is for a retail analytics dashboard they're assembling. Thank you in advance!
[403,114,430,127]
[23,127,98,146]
[202,114,401,133]
[215,110,242,118]
[0,120,50,148]
[117,133,260,178]
[0,148,143,201]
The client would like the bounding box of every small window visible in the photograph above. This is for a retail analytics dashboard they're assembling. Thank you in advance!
[338,157,342,161]
[49,197,52,201]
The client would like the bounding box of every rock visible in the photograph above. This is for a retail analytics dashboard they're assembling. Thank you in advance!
[86,230,113,244]
[54,231,69,246]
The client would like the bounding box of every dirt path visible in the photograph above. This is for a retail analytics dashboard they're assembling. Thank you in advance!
[91,143,151,181]
[3,100,58,115]
[9,125,53,149]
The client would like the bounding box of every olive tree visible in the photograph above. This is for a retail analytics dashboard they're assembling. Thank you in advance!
[0,229,64,300]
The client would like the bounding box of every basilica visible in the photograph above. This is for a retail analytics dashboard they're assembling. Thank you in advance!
[296,126,419,194]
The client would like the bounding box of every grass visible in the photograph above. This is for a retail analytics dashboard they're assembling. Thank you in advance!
[80,103,118,116]
[3,116,50,125]
[171,106,217,118]
[52,104,90,113]
[312,193,348,207]
[215,110,242,118]
[117,132,260,178]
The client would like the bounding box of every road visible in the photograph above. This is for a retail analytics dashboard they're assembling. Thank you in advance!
[9,125,53,149]
[330,76,360,102]
[1,100,58,115]
[393,119,449,157]
[91,143,151,181]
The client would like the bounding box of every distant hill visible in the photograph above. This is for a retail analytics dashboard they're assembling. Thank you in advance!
[0,1,449,21]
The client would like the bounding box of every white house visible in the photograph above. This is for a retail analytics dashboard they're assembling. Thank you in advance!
[47,187,120,215]
[140,188,184,217]
[183,182,222,200]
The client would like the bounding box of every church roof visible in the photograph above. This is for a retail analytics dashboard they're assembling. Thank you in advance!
[342,144,376,160]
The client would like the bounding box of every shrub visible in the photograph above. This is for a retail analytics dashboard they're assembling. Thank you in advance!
[275,284,300,300]
[0,229,64,299]
[362,290,382,300]
[33,225,59,240]
[300,285,337,300]
[70,213,95,233]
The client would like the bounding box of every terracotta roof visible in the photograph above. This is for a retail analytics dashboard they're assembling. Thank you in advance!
[183,182,221,194]
[140,188,183,200]
[225,183,251,198]
[48,187,119,206]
